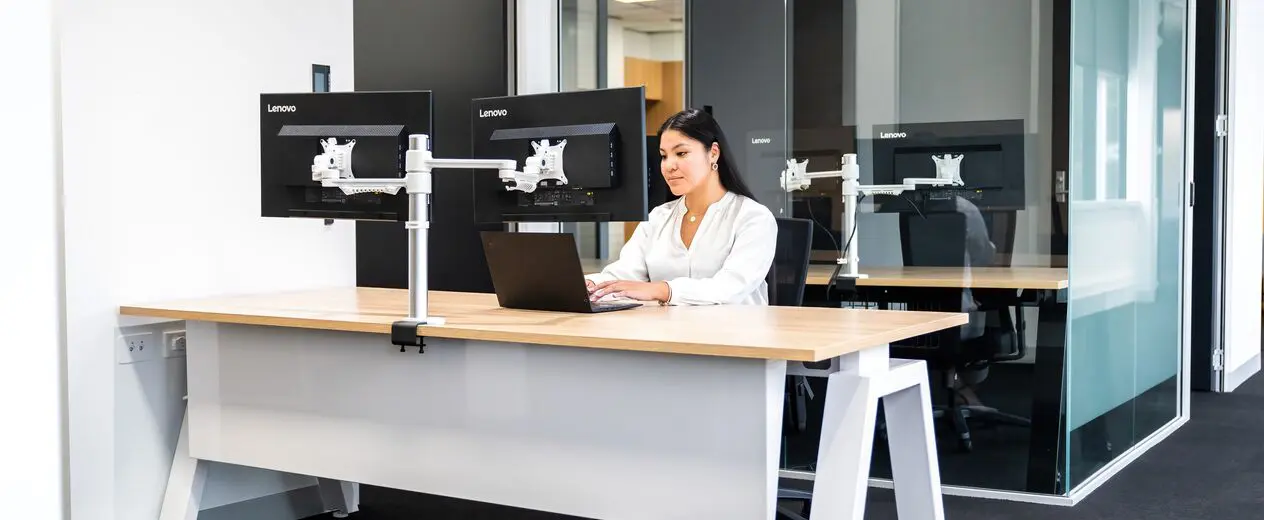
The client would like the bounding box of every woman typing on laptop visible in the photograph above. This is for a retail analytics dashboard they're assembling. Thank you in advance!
[585,109,777,306]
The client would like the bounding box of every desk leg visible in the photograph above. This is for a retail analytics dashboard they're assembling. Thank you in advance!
[882,361,945,520]
[808,346,944,520]
[317,479,360,518]
[159,406,207,520]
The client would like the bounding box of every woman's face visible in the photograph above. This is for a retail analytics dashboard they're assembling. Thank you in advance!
[659,129,719,197]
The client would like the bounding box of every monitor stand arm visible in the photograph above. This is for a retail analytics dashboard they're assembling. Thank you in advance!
[779,152,964,279]
[313,133,561,327]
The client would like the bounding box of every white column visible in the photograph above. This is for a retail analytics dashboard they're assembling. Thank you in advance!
[0,1,67,518]
[1222,0,1264,390]
[516,0,560,95]
[515,0,564,233]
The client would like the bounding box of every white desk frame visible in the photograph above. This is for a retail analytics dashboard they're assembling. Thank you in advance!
[159,321,943,520]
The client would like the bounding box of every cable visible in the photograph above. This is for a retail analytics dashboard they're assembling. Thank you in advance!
[802,197,843,263]
[828,193,865,296]
[898,192,927,220]
[840,193,865,260]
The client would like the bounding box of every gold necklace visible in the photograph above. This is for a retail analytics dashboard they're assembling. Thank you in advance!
[687,213,697,223]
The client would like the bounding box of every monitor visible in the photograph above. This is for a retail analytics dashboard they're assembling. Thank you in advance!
[868,119,1026,214]
[470,87,648,223]
[259,91,432,221]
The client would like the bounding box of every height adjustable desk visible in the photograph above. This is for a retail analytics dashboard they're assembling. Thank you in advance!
[121,287,966,520]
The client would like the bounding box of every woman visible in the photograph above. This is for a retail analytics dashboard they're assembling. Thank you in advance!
[585,109,777,305]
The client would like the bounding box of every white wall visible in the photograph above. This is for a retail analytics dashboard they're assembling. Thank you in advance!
[561,1,598,91]
[608,17,626,87]
[0,1,68,518]
[59,1,356,519]
[1223,0,1264,383]
[650,31,685,61]
[621,29,682,61]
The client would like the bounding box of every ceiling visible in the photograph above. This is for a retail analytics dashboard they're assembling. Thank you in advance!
[607,0,684,33]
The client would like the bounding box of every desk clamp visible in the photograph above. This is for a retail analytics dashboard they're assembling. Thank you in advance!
[391,320,427,354]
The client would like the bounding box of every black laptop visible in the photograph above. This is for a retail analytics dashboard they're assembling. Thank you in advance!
[480,231,641,313]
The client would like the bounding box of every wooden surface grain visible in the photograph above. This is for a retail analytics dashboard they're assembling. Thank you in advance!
[120,288,969,362]
[582,259,1067,290]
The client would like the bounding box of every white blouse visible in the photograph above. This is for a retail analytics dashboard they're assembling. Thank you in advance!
[586,192,778,306]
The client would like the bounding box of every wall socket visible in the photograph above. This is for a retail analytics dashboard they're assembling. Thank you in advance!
[163,330,187,358]
[117,331,159,364]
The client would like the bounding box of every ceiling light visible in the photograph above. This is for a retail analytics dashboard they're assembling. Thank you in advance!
[614,0,655,3]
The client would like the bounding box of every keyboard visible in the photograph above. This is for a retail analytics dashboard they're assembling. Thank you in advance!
[589,300,641,313]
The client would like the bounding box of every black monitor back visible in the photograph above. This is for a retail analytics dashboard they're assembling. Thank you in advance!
[470,87,648,223]
[869,119,1025,214]
[259,91,432,221]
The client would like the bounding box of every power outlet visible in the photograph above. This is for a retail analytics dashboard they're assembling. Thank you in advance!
[163,330,187,358]
[117,331,159,364]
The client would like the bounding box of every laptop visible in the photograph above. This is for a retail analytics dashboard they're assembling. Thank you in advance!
[480,231,642,314]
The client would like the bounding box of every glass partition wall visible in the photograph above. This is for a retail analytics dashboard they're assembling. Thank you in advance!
[1064,0,1188,493]
[561,0,1191,502]
[770,0,1071,497]
[677,0,1190,502]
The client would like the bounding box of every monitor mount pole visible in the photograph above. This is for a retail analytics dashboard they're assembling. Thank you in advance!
[311,133,566,336]
[780,152,964,280]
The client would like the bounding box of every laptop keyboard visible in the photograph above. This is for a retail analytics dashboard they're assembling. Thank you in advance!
[590,300,638,312]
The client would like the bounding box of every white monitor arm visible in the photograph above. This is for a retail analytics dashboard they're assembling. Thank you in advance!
[501,139,568,193]
[311,134,557,324]
[779,152,964,279]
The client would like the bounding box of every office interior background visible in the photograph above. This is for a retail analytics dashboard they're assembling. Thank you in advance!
[3,0,1263,518]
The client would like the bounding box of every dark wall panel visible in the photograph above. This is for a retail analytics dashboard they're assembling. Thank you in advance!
[1190,0,1219,391]
[792,0,844,130]
[353,0,508,292]
[687,0,790,216]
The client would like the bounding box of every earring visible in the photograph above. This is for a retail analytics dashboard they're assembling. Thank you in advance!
[711,163,719,171]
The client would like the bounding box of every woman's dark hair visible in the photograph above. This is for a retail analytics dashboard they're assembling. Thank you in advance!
[657,108,758,201]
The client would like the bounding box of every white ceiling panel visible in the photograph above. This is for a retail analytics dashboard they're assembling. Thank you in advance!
[608,0,684,33]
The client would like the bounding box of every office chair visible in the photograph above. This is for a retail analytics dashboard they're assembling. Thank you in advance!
[766,217,814,434]
[894,209,1030,452]
[768,217,814,308]
[763,217,821,520]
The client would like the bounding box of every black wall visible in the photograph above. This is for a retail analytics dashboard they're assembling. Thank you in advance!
[1191,0,1220,391]
[792,0,844,131]
[687,0,791,215]
[353,0,509,292]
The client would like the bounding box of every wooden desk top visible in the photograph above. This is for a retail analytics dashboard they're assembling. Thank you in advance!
[119,288,968,363]
[582,259,1068,290]
[805,265,1069,290]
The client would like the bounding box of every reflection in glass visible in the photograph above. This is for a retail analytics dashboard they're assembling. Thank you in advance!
[1065,0,1185,489]
[780,0,1061,494]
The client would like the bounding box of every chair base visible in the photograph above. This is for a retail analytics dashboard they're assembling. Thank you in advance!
[933,404,1031,452]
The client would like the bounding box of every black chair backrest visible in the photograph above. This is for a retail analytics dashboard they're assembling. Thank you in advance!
[900,212,969,267]
[768,217,814,307]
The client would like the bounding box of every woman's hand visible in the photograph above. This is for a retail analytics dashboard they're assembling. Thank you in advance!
[590,280,670,303]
